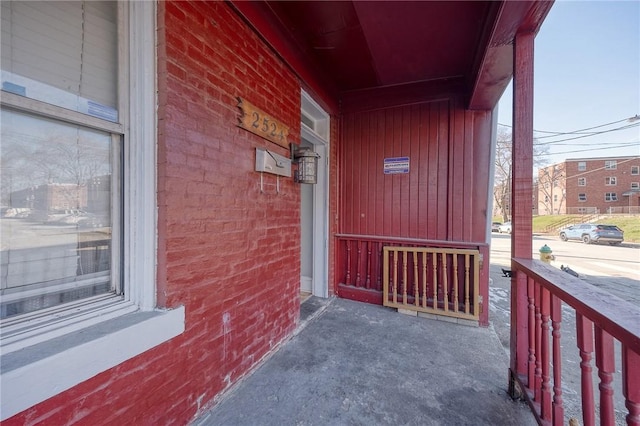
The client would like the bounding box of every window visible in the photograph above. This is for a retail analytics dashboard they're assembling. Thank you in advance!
[578,161,586,171]
[578,193,587,202]
[1,2,184,420]
[553,194,558,202]
[1,1,122,319]
[605,160,617,170]
[631,182,640,190]
[578,177,586,186]
[605,177,617,186]
[632,166,639,175]
[605,192,618,202]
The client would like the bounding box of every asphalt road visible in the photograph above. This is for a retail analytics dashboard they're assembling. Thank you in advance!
[490,233,640,304]
[488,233,639,424]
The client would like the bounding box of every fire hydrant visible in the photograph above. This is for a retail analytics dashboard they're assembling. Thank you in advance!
[539,244,554,264]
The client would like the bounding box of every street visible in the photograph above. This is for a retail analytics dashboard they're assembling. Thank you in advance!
[489,233,639,424]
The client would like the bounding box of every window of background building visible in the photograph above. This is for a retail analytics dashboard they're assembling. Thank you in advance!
[605,160,617,170]
[578,162,586,171]
[578,177,586,186]
[578,193,587,202]
[605,177,617,186]
[631,182,640,190]
[605,192,618,202]
[632,166,639,175]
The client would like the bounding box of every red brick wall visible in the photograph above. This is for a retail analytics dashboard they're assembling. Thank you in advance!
[5,2,305,425]
[564,157,640,213]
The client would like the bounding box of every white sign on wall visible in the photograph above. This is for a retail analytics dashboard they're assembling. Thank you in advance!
[383,157,410,174]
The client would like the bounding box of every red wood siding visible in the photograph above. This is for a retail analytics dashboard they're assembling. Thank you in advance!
[340,98,492,243]
[5,2,307,425]
[337,97,493,325]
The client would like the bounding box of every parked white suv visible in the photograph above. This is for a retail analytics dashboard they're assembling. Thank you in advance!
[559,224,623,245]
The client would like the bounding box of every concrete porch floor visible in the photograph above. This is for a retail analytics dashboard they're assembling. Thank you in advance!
[192,297,536,426]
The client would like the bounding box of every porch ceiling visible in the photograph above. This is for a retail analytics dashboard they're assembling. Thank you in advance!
[232,0,554,111]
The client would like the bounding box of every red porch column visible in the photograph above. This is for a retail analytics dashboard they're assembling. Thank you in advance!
[509,30,535,388]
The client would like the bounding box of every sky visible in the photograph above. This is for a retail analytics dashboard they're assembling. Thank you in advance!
[497,0,640,167]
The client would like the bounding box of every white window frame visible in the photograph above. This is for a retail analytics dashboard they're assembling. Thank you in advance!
[578,177,586,186]
[578,161,586,171]
[605,176,617,186]
[631,182,640,190]
[605,160,617,170]
[632,166,639,175]
[0,3,184,420]
[578,193,587,202]
[605,192,617,202]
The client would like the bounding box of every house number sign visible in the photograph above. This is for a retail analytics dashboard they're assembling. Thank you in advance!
[237,97,290,148]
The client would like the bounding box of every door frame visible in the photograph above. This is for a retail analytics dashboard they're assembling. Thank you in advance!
[300,90,329,298]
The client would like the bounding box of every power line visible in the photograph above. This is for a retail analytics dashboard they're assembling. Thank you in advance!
[536,123,639,145]
[497,116,637,135]
[538,143,640,157]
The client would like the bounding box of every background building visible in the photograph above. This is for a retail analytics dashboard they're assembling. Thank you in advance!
[538,156,640,214]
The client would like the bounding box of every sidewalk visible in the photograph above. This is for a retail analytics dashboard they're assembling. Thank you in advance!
[192,297,536,426]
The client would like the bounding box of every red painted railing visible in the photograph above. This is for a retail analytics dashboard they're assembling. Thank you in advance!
[510,258,640,426]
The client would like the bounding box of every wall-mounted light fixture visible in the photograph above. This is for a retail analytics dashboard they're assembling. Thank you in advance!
[290,144,320,184]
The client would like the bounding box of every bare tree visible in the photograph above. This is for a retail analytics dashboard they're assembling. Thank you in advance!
[493,126,548,221]
[538,163,566,215]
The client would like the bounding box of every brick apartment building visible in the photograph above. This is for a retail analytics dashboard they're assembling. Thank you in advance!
[538,155,640,215]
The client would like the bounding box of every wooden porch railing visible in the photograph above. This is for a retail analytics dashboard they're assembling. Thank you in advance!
[382,246,480,321]
[336,234,485,321]
[510,258,640,426]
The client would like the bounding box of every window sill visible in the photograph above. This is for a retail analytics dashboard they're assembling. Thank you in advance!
[0,306,185,421]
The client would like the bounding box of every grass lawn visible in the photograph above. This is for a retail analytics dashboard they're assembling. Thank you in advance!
[494,215,640,243]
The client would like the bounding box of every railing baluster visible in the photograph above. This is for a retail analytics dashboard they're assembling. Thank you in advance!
[392,250,398,305]
[432,253,438,310]
[413,251,419,306]
[355,241,362,287]
[382,246,389,304]
[535,281,543,403]
[464,254,470,314]
[422,252,427,308]
[528,277,536,389]
[402,250,408,304]
[452,254,459,313]
[366,241,372,289]
[622,345,640,425]
[345,240,352,285]
[551,294,564,425]
[595,327,615,425]
[576,314,595,426]
[540,287,552,421]
[442,252,448,312]
[377,243,383,290]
